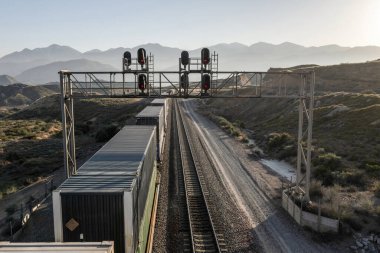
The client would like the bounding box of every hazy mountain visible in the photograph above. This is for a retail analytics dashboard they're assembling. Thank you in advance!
[0,44,82,76]
[2,42,380,82]
[83,43,182,71]
[0,44,81,63]
[15,59,118,84]
[165,42,380,71]
[0,75,18,86]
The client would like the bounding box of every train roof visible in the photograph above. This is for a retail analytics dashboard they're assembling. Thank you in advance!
[76,125,156,176]
[57,125,156,192]
[58,174,136,192]
[136,106,163,118]
[151,98,167,105]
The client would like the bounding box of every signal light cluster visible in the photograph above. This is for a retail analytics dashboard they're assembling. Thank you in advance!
[123,47,215,94]
[122,48,150,93]
[123,48,148,71]
[180,48,213,95]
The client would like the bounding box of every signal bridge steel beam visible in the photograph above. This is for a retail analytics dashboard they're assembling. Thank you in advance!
[60,72,77,178]
[59,69,315,200]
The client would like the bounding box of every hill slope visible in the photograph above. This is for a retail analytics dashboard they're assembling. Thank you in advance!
[0,84,58,107]
[266,60,380,94]
[1,94,149,198]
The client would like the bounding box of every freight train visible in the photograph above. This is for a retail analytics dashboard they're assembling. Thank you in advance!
[53,98,168,253]
[135,102,168,161]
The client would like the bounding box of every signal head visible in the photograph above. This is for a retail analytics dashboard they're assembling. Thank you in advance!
[181,73,189,89]
[137,48,146,66]
[123,51,132,66]
[181,51,189,66]
[138,74,147,91]
[201,48,210,65]
[202,74,211,91]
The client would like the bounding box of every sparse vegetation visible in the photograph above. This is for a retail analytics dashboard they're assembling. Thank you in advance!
[313,153,342,186]
[208,115,248,143]
[201,90,380,232]
[0,95,148,197]
[268,132,292,150]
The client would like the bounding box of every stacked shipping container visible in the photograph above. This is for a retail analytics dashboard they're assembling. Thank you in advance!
[150,98,168,128]
[135,106,165,161]
[53,126,157,253]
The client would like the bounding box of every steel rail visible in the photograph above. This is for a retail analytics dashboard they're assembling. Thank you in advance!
[175,99,225,253]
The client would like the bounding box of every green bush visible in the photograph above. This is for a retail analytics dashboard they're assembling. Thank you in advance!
[314,166,335,186]
[312,153,342,171]
[278,145,297,160]
[338,171,367,187]
[361,161,380,178]
[268,132,292,150]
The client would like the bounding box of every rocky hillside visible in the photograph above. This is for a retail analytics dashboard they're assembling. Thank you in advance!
[265,60,380,94]
[205,92,380,165]
[0,84,57,107]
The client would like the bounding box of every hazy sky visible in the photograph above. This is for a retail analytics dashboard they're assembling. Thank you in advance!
[0,0,379,57]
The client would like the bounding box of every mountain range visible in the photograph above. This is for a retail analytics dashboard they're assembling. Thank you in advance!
[1,42,380,84]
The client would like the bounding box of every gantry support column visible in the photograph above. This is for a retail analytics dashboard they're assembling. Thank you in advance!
[60,71,77,178]
[296,71,315,201]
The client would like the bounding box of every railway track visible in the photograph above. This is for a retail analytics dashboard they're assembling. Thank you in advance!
[174,99,226,253]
